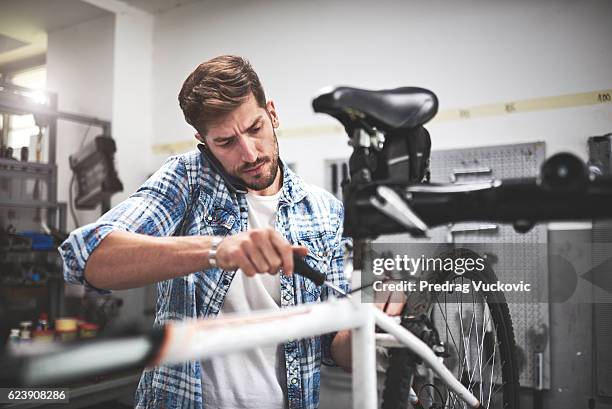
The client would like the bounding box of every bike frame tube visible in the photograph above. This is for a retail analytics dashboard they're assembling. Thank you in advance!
[3,297,480,408]
[351,305,377,409]
[154,297,367,366]
[150,297,479,409]
[373,308,481,408]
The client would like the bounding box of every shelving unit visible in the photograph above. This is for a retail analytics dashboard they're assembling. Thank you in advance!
[1,83,66,329]
[0,81,111,335]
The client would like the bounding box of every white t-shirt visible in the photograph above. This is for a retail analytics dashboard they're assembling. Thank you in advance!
[201,190,287,409]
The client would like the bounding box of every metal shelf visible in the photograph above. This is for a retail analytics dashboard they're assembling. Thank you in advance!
[0,199,62,209]
[0,159,56,179]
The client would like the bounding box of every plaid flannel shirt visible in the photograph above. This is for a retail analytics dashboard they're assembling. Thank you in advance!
[59,149,349,409]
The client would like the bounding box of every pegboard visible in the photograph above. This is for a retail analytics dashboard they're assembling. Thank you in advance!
[429,142,549,390]
[325,141,550,389]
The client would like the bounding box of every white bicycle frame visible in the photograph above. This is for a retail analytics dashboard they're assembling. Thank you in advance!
[153,295,480,409]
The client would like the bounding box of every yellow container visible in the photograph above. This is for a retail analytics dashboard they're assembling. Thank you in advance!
[55,318,78,342]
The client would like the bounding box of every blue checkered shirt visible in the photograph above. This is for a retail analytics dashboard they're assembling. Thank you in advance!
[59,149,349,409]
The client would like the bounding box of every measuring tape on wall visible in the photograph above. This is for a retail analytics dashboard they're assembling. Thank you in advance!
[433,88,611,123]
[152,89,612,155]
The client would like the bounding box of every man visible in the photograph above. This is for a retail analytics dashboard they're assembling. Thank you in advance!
[59,55,353,409]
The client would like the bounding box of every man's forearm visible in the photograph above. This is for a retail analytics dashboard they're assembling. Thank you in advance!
[331,330,352,372]
[84,230,214,290]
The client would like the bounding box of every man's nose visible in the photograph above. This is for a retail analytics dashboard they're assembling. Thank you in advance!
[238,135,258,163]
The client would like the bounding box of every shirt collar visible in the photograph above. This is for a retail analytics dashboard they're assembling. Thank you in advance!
[278,158,307,207]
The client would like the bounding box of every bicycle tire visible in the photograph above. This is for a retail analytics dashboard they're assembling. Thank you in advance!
[381,247,520,409]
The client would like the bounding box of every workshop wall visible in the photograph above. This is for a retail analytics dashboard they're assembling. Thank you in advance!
[33,0,612,338]
[46,13,115,232]
[46,11,153,328]
[150,0,612,188]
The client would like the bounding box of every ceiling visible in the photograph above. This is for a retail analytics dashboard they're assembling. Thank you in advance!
[0,0,111,72]
[118,0,201,14]
[0,0,205,73]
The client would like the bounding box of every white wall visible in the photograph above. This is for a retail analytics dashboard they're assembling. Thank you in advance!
[40,0,612,328]
[111,10,154,203]
[151,0,612,188]
[47,10,153,327]
[47,13,115,231]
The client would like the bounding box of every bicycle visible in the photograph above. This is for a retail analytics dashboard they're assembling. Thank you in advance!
[312,85,612,409]
[2,86,612,409]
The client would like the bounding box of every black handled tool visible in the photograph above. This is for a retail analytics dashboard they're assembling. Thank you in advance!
[293,254,348,297]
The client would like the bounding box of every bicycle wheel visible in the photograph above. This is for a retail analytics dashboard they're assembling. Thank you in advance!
[381,248,519,409]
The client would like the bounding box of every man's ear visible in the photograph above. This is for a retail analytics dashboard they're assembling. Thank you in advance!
[195,132,205,143]
[266,100,280,128]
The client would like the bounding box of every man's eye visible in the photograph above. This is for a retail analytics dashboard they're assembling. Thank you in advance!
[251,126,262,133]
[218,139,234,147]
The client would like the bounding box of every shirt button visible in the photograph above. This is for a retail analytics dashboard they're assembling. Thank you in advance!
[222,278,231,286]
[206,215,213,221]
[290,378,298,385]
[284,294,292,301]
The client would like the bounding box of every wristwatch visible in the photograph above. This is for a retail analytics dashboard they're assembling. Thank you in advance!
[208,236,223,267]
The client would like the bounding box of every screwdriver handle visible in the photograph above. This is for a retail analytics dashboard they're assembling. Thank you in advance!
[293,254,326,286]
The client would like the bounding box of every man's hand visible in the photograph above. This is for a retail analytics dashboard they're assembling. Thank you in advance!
[374,288,407,316]
[215,228,308,276]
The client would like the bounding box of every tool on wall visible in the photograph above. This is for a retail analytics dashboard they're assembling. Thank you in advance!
[528,322,549,409]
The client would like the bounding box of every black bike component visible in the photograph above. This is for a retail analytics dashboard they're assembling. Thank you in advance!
[381,346,417,409]
[0,328,165,387]
[381,126,432,184]
[312,86,438,133]
[293,254,326,286]
[402,314,448,358]
[540,152,588,192]
[342,170,612,239]
[418,383,447,409]
[312,88,612,240]
[382,248,519,409]
[513,219,536,234]
[314,86,435,187]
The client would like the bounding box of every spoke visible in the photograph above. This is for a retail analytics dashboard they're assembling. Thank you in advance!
[432,276,507,409]
[446,391,461,409]
[435,299,461,368]
[457,284,471,378]
[478,298,490,402]
[486,336,497,408]
[465,292,480,392]
[470,290,484,400]
[425,386,434,405]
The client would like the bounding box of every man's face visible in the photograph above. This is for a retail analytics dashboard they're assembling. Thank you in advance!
[202,93,280,192]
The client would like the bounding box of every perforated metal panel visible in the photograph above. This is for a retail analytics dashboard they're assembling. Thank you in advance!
[427,142,549,389]
[592,221,612,397]
[325,142,550,389]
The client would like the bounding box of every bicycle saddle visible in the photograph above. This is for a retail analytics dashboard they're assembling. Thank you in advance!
[312,86,438,132]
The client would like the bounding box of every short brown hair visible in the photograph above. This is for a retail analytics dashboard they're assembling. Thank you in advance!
[178,55,267,135]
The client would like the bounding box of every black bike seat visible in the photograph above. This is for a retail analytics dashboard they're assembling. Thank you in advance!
[312,86,438,131]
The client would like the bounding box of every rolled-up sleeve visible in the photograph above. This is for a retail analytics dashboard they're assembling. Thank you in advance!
[58,155,191,294]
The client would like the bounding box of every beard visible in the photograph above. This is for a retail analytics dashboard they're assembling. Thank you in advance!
[233,131,280,191]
